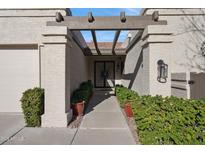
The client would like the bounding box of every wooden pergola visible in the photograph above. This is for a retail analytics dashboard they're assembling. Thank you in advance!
[47,11,167,55]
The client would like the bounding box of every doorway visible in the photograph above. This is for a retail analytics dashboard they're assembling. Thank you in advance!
[94,61,115,88]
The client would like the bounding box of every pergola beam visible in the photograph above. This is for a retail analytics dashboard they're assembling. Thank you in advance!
[47,15,167,30]
[112,30,121,55]
[91,30,101,55]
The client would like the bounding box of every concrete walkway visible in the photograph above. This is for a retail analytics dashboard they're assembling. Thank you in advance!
[4,128,77,145]
[1,91,136,145]
[72,91,136,145]
[0,113,77,145]
[0,113,25,144]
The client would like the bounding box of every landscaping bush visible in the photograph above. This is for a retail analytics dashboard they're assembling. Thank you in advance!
[21,87,44,127]
[115,86,205,145]
[79,80,93,95]
[71,80,93,104]
[115,85,139,107]
[71,89,90,103]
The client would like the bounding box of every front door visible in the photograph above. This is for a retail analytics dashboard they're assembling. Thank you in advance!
[94,61,115,88]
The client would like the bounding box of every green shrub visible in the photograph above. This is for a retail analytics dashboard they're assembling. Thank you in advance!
[115,85,138,107]
[71,80,93,104]
[115,86,205,145]
[80,80,93,93]
[71,89,90,103]
[21,87,44,127]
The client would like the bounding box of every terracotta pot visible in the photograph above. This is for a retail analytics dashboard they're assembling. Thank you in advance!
[124,103,133,117]
[72,101,84,116]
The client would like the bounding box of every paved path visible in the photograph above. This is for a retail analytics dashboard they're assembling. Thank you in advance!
[1,91,136,145]
[72,91,136,145]
[0,113,76,145]
[4,128,77,145]
[0,113,25,144]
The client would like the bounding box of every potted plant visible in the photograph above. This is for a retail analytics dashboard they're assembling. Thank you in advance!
[124,102,134,117]
[80,80,93,100]
[71,80,93,116]
[71,89,85,116]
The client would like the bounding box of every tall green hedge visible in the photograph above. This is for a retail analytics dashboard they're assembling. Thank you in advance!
[115,85,205,145]
[21,87,44,127]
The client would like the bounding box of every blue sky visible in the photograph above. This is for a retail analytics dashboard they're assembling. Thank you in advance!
[70,8,141,42]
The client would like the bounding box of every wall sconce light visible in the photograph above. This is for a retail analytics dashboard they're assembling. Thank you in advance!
[127,32,132,44]
[157,59,168,83]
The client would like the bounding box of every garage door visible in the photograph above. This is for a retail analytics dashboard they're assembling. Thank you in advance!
[0,49,39,112]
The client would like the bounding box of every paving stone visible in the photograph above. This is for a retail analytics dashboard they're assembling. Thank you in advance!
[72,128,136,145]
[4,127,77,145]
[0,113,25,144]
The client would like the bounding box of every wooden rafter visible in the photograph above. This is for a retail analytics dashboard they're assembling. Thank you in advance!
[48,11,167,30]
[91,30,101,55]
[111,30,121,55]
[50,11,167,56]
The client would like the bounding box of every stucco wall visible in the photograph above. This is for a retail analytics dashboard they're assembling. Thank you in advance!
[0,9,68,113]
[122,38,150,95]
[123,9,205,98]
[171,73,188,98]
[70,41,89,93]
[144,9,205,74]
[148,43,171,96]
[0,9,67,45]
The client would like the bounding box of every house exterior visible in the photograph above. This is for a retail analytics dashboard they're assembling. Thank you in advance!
[123,9,205,99]
[0,8,205,127]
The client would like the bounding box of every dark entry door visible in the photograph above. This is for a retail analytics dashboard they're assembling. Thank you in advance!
[94,61,115,88]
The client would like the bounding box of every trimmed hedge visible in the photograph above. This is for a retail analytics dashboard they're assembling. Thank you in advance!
[21,87,44,127]
[71,80,93,104]
[115,85,205,145]
[115,85,138,107]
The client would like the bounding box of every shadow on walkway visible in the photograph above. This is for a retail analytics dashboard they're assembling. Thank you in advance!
[84,90,115,115]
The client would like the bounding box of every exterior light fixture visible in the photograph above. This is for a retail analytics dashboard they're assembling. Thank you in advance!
[127,32,132,44]
[157,59,168,83]
[55,12,64,22]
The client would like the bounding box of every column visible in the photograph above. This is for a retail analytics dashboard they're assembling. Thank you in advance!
[41,26,72,127]
[141,25,173,96]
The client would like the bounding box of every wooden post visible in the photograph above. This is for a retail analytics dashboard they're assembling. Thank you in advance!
[56,12,64,22]
[88,12,94,23]
[152,11,159,21]
[120,11,126,22]
[112,30,121,54]
[91,30,101,55]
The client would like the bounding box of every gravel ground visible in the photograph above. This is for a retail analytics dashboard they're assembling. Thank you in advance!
[68,116,83,129]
